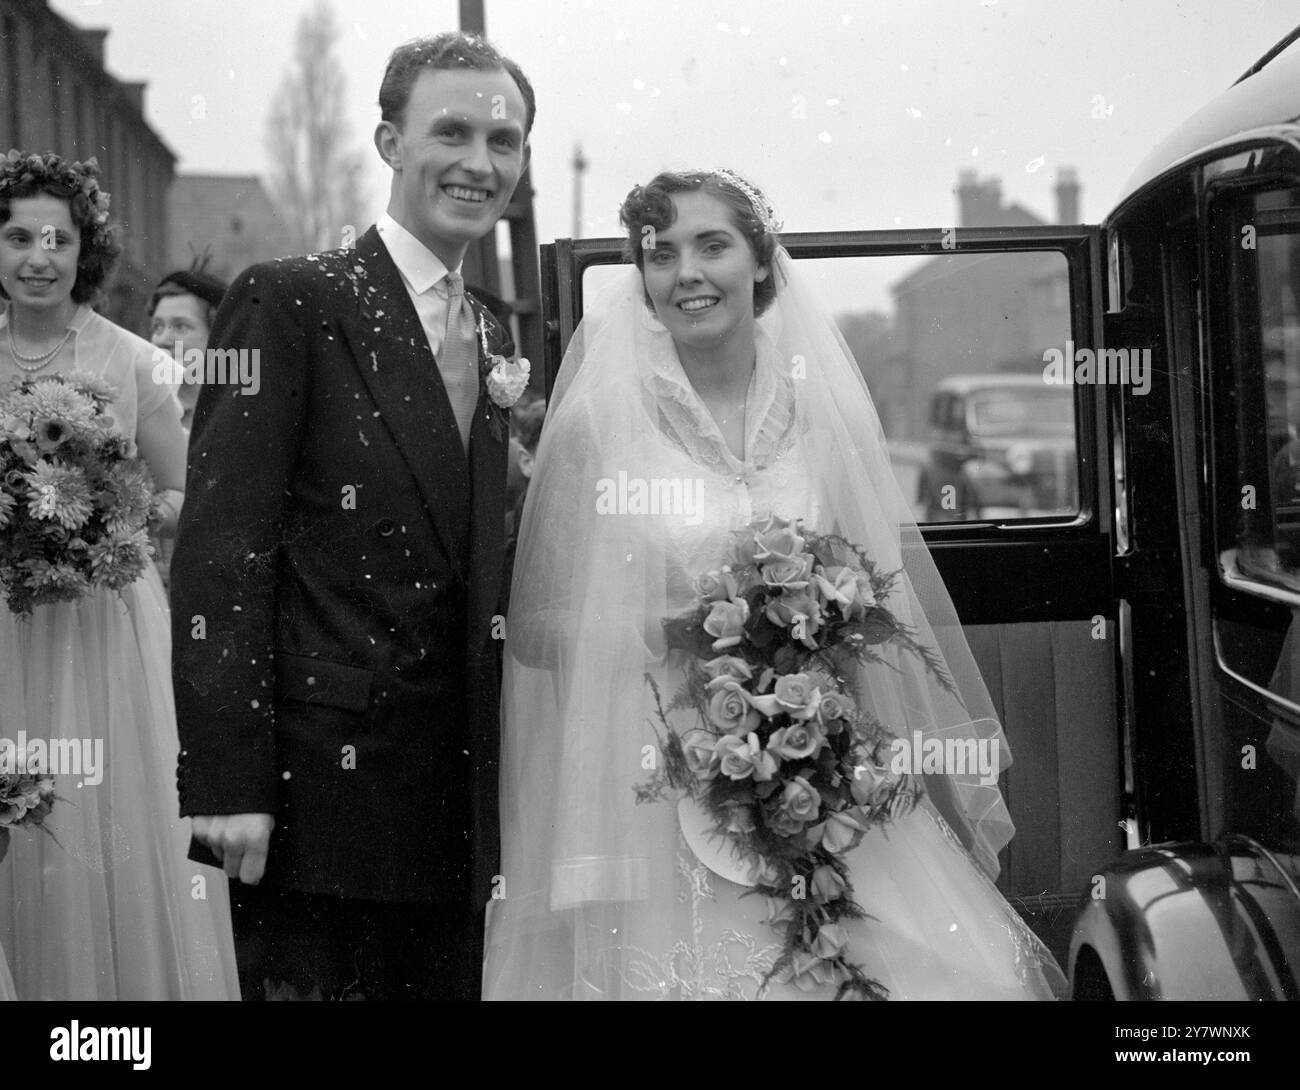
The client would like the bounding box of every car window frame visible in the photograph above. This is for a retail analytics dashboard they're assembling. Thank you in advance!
[544,226,1108,544]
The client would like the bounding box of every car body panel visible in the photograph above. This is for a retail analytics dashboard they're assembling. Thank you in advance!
[1070,838,1300,1000]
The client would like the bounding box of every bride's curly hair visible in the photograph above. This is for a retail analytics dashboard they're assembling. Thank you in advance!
[619,169,780,316]
[0,150,121,305]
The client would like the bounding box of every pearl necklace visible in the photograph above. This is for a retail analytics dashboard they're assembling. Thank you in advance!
[6,320,72,372]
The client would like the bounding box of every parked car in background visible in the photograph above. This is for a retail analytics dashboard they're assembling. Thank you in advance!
[918,374,1077,522]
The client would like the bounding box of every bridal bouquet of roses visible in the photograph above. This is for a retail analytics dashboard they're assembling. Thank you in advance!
[0,371,159,616]
[637,514,956,1000]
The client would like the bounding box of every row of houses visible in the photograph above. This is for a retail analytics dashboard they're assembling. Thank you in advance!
[0,0,291,332]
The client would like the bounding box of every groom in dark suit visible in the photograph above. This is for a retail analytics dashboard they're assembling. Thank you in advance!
[170,33,534,1001]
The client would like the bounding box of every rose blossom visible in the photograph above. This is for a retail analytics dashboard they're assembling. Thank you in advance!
[747,673,819,720]
[821,808,869,853]
[764,591,823,646]
[703,598,749,651]
[681,730,721,781]
[773,674,822,717]
[854,571,878,610]
[716,732,778,781]
[694,569,739,602]
[813,565,859,616]
[707,680,760,736]
[774,949,839,992]
[817,690,850,722]
[759,554,812,589]
[812,922,849,960]
[811,863,848,902]
[850,759,902,809]
[775,776,820,829]
[746,854,783,886]
[734,514,804,566]
[701,655,754,683]
[752,524,805,562]
[766,722,827,761]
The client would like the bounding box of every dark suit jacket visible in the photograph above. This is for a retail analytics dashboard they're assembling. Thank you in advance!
[171,226,510,907]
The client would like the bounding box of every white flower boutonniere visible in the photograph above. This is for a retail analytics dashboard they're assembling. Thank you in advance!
[475,310,531,443]
[486,355,531,409]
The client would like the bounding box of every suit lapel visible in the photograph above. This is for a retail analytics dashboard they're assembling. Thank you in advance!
[338,226,471,574]
[465,351,508,650]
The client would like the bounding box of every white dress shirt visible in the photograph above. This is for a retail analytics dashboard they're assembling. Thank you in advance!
[376,212,461,359]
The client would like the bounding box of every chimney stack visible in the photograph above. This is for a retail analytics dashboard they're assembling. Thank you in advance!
[75,28,108,66]
[955,171,1003,227]
[1055,167,1080,224]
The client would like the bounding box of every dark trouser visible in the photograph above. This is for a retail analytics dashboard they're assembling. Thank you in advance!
[229,880,483,1001]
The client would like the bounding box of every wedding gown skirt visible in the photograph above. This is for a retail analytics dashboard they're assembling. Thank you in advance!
[656,798,1063,1000]
[487,785,1066,1001]
[486,343,1067,1000]
[0,564,239,1000]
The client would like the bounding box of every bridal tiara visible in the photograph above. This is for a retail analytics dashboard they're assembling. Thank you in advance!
[707,168,784,234]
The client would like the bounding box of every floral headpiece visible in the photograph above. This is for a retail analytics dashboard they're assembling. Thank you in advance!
[707,167,783,234]
[0,150,113,242]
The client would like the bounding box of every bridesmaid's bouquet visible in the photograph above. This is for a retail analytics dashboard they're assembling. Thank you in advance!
[637,514,957,1000]
[0,758,58,839]
[0,371,159,616]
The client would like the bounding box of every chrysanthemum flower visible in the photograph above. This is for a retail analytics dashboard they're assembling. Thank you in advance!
[24,460,94,529]
[101,461,153,534]
[21,558,91,600]
[87,528,150,589]
[60,371,117,406]
[19,379,98,429]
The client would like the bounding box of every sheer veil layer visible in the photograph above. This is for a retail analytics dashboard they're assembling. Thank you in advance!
[485,249,1029,1000]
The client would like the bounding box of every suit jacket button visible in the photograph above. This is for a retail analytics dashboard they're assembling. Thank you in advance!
[376,518,396,536]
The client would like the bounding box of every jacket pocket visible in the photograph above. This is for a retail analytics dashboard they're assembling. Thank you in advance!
[274,651,374,713]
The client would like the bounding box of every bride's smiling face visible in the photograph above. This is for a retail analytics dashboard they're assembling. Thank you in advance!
[642,191,770,355]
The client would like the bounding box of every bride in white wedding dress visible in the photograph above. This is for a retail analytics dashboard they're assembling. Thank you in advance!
[483,169,1067,1000]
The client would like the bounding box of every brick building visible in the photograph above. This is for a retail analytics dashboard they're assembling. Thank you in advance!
[0,0,176,331]
[166,173,295,284]
[881,168,1080,442]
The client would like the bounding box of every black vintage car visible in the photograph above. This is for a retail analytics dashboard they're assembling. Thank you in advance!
[918,374,1077,523]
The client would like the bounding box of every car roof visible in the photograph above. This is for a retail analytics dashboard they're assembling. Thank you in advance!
[935,374,1068,396]
[1109,40,1300,220]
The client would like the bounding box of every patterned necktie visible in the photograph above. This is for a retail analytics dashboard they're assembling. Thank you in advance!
[439,270,478,453]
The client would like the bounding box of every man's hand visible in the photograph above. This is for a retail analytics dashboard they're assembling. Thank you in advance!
[192,813,275,885]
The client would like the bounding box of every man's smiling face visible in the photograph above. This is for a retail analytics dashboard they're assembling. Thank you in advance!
[380,67,529,269]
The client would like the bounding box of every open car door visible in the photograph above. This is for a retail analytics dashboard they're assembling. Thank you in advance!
[539,225,1130,963]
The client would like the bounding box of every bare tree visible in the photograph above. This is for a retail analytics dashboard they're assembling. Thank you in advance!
[264,0,365,254]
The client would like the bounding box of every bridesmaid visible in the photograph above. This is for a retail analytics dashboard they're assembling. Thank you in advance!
[0,150,238,999]
[0,830,13,1001]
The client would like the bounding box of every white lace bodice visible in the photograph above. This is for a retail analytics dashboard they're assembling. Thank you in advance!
[646,331,821,609]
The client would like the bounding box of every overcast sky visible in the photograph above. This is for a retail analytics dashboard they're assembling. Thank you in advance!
[48,0,1300,310]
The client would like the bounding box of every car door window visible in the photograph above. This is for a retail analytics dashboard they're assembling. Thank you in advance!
[1208,169,1300,841]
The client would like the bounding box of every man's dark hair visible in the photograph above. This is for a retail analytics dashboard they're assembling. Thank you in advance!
[379,32,536,137]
